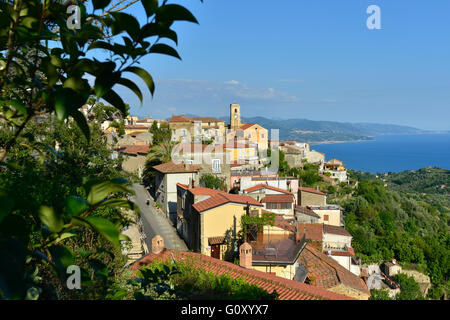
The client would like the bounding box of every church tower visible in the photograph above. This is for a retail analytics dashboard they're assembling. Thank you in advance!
[230,103,241,130]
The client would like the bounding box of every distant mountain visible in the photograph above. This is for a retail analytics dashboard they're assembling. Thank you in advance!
[171,114,432,144]
[228,116,429,143]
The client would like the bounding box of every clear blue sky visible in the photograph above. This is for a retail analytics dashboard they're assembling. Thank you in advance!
[116,0,450,130]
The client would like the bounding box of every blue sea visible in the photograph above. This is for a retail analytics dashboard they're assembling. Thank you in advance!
[311,133,450,173]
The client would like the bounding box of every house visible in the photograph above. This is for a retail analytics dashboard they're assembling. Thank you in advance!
[169,115,226,144]
[298,244,371,300]
[181,189,263,258]
[116,144,150,177]
[222,139,259,165]
[324,159,348,183]
[228,103,268,151]
[243,183,293,202]
[308,205,344,227]
[260,194,295,219]
[295,206,321,223]
[381,259,403,277]
[124,124,148,135]
[172,143,231,190]
[239,175,299,202]
[176,183,223,248]
[297,187,326,206]
[153,161,201,222]
[322,224,355,272]
[130,235,354,300]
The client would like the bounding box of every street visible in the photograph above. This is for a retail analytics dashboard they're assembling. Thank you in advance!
[130,183,188,252]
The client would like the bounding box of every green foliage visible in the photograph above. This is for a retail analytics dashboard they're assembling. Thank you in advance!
[149,121,171,146]
[339,176,449,296]
[369,288,393,300]
[128,259,278,300]
[394,273,424,300]
[0,0,200,300]
[200,173,226,190]
[241,211,276,235]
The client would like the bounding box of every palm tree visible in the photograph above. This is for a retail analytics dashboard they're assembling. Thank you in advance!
[147,140,177,163]
[142,140,178,189]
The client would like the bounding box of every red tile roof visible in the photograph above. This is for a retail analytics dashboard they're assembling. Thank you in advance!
[274,215,296,233]
[169,115,224,123]
[323,224,352,237]
[238,123,256,130]
[325,250,354,257]
[188,186,223,196]
[244,184,292,194]
[193,192,263,212]
[261,194,294,203]
[296,223,323,242]
[117,144,150,155]
[130,249,354,300]
[295,205,321,218]
[176,183,189,190]
[208,236,225,245]
[125,125,148,130]
[153,161,201,173]
[298,187,326,195]
[300,245,370,296]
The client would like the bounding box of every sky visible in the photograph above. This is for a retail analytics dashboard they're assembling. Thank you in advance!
[112,0,450,130]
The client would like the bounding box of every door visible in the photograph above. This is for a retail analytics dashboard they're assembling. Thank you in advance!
[211,245,220,259]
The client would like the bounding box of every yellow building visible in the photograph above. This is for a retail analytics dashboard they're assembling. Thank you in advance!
[228,103,268,151]
[183,190,263,259]
[124,124,149,135]
[223,139,259,164]
[169,115,226,143]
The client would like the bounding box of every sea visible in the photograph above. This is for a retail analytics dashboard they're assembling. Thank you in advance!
[311,133,450,174]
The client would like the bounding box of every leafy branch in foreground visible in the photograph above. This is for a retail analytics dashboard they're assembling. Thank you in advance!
[0,0,201,299]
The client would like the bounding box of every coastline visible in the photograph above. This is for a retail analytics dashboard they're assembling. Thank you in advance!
[310,138,374,146]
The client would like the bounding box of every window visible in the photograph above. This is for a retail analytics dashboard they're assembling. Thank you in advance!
[324,215,329,221]
[212,159,221,173]
[261,134,265,138]
[248,134,251,138]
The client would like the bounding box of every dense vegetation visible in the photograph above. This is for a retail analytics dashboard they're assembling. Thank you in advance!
[125,259,278,300]
[337,170,449,299]
[0,0,202,300]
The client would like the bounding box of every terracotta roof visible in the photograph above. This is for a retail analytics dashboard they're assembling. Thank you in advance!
[208,236,225,245]
[274,215,296,233]
[323,224,352,237]
[153,161,201,173]
[261,194,294,203]
[325,250,354,257]
[296,223,323,242]
[125,125,148,130]
[298,187,326,195]
[295,206,321,218]
[117,144,150,155]
[169,115,224,123]
[176,183,189,190]
[238,123,257,130]
[130,248,354,300]
[244,184,292,194]
[188,186,223,196]
[193,193,263,212]
[300,245,370,296]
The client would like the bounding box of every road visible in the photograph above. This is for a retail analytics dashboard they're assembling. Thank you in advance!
[130,183,188,252]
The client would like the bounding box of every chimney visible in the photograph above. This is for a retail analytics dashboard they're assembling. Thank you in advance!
[239,242,252,269]
[151,235,164,254]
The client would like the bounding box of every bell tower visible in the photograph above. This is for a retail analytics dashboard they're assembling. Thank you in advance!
[230,103,241,130]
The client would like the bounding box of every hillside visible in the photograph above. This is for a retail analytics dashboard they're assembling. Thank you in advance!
[204,115,428,143]
[333,168,449,299]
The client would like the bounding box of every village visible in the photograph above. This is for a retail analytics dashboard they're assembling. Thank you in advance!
[84,102,431,300]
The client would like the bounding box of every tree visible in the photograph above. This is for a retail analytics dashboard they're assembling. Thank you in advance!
[200,173,226,190]
[149,120,171,146]
[0,0,200,300]
[369,289,393,300]
[394,273,424,300]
